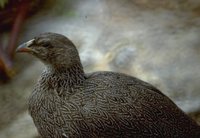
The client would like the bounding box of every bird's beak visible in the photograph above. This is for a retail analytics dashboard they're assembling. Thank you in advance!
[16,39,35,53]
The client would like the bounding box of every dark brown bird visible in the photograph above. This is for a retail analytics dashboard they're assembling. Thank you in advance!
[16,32,200,138]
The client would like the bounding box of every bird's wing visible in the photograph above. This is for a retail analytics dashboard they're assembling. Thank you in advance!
[59,71,200,137]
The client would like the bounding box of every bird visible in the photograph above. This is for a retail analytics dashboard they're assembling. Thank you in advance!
[16,32,200,138]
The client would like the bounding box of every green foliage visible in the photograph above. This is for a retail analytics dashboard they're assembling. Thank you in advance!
[0,0,8,8]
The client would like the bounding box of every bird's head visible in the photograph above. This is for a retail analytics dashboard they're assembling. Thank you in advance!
[16,32,81,70]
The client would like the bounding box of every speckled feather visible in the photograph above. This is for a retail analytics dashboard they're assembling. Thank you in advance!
[20,33,200,138]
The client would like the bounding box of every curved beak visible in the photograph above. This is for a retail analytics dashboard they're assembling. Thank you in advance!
[16,39,35,53]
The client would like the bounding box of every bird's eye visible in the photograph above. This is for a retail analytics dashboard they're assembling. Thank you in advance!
[41,42,51,47]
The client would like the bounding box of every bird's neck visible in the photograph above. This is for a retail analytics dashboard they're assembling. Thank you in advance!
[41,64,85,88]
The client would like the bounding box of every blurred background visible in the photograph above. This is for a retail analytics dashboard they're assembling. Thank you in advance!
[0,0,200,137]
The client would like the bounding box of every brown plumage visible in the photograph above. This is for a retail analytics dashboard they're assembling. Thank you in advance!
[16,32,200,138]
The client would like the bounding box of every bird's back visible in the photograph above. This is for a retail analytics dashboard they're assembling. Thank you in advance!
[77,71,200,137]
